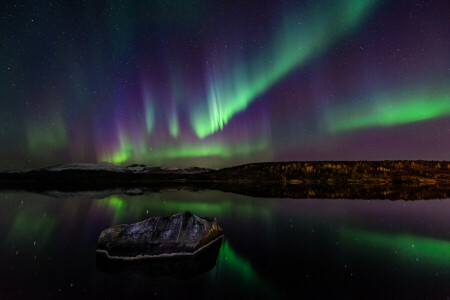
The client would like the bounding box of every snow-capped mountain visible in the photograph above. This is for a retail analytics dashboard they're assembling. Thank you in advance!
[5,163,215,174]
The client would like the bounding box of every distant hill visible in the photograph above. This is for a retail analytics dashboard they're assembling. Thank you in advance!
[199,160,450,184]
[3,162,215,175]
[0,161,448,200]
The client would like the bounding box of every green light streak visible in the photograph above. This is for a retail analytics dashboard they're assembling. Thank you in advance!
[144,99,155,134]
[100,135,267,164]
[106,132,133,164]
[27,112,67,155]
[10,206,56,249]
[160,140,267,159]
[168,73,182,138]
[216,240,259,283]
[326,85,450,133]
[191,0,380,138]
[212,240,276,295]
[169,111,179,138]
[94,193,272,224]
[95,196,127,223]
[340,227,450,267]
[106,196,124,210]
[142,85,156,134]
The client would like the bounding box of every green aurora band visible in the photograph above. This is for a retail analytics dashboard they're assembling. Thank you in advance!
[101,137,268,164]
[10,205,56,250]
[27,112,67,157]
[191,0,381,138]
[216,240,258,283]
[340,227,450,267]
[94,194,272,224]
[212,239,275,295]
[168,110,179,138]
[326,83,450,134]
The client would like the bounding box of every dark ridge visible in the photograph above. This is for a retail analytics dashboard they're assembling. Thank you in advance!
[0,161,449,200]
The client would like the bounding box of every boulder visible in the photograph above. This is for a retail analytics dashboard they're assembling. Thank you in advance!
[96,211,223,259]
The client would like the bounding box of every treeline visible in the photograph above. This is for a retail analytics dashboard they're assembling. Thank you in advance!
[203,161,450,184]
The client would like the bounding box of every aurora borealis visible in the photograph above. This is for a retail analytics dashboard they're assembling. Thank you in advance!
[1,0,449,169]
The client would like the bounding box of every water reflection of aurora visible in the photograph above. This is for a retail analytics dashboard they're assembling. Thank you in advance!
[340,227,450,268]
[4,192,449,295]
[93,194,273,223]
[5,192,274,292]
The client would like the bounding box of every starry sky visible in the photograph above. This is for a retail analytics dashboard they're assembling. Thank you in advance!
[0,0,449,169]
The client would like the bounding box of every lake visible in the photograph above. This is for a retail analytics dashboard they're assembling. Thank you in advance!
[0,190,449,299]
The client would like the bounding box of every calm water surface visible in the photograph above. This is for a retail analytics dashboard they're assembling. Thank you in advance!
[0,191,449,299]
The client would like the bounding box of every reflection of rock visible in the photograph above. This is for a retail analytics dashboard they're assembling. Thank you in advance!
[124,188,144,195]
[96,237,223,279]
[96,211,223,278]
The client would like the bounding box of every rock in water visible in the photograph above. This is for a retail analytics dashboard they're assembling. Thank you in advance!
[96,211,223,260]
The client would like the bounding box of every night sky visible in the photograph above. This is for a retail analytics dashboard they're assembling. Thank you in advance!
[1,0,449,169]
